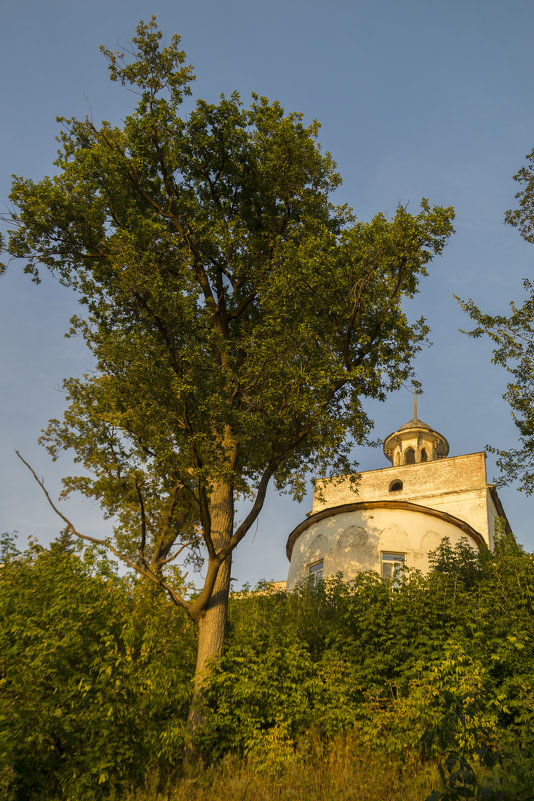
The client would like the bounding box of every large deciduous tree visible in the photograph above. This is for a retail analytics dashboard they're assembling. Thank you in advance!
[460,148,534,493]
[1,19,454,735]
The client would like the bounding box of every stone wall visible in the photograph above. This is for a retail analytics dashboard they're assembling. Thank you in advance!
[312,452,493,546]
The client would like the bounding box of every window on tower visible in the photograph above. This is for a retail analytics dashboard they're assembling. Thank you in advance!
[381,552,406,586]
[308,560,324,586]
[389,480,403,492]
[405,447,415,464]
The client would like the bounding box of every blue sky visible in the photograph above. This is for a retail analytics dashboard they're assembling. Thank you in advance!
[1,0,534,585]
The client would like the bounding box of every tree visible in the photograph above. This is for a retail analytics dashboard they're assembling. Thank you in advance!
[460,147,534,493]
[1,18,454,738]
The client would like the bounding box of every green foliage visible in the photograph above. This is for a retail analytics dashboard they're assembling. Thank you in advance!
[459,281,534,493]
[428,536,489,586]
[420,658,503,801]
[1,536,534,798]
[0,532,20,562]
[459,146,534,493]
[0,539,195,800]
[504,148,534,244]
[198,540,534,799]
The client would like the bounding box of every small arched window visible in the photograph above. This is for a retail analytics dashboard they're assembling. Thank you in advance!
[420,448,428,462]
[389,480,403,492]
[405,447,415,465]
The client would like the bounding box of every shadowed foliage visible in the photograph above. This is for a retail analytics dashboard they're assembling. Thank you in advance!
[1,533,533,799]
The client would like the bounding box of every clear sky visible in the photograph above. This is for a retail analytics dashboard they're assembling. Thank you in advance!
[1,0,534,586]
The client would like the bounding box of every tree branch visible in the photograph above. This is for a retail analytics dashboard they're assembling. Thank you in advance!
[15,450,193,617]
[134,475,147,563]
[161,535,203,566]
[227,463,276,552]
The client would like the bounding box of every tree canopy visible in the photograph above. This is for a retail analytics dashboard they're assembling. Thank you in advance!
[1,17,454,726]
[460,147,534,493]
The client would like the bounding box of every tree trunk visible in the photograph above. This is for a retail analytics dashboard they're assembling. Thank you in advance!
[184,481,234,760]
[187,554,232,730]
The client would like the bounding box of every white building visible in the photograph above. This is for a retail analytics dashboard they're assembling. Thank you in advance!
[285,409,510,590]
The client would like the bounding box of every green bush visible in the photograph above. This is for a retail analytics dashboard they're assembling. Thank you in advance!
[199,538,534,799]
[2,533,534,799]
[0,536,195,800]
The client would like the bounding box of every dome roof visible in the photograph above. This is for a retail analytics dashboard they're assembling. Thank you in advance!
[397,417,434,432]
[383,414,449,463]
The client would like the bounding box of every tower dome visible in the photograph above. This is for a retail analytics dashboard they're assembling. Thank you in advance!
[383,392,449,466]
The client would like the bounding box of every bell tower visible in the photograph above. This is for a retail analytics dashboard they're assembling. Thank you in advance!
[285,389,512,591]
[383,389,449,466]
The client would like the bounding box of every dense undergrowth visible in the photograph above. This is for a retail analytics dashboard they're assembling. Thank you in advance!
[1,531,533,800]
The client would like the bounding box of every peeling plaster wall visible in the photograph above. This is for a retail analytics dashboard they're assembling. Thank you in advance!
[312,452,493,546]
[286,506,477,591]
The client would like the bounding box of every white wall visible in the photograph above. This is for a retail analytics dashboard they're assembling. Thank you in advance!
[286,505,478,591]
[312,452,495,546]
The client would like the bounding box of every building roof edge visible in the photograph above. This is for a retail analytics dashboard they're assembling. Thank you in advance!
[286,499,486,560]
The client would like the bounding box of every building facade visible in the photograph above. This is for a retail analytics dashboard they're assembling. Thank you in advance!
[285,411,509,590]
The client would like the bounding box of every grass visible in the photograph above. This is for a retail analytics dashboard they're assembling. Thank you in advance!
[124,732,438,801]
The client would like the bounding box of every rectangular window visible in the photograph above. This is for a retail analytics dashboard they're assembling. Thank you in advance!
[381,552,405,585]
[308,559,324,586]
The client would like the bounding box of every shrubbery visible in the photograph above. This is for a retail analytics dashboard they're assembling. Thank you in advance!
[0,534,195,800]
[1,532,533,799]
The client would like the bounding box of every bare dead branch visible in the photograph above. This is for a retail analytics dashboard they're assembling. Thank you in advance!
[161,535,203,566]
[15,450,193,617]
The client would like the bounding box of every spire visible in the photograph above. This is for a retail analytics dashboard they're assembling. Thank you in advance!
[414,384,418,420]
